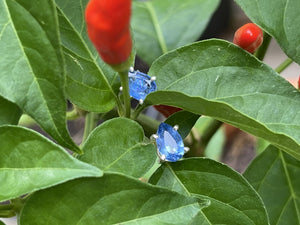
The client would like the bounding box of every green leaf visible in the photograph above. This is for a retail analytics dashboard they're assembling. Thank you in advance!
[256,138,270,155]
[165,111,200,139]
[194,117,217,136]
[149,158,269,225]
[0,96,22,125]
[78,118,157,178]
[147,39,300,160]
[244,145,300,225]
[0,126,102,202]
[132,0,220,65]
[0,0,79,152]
[19,174,209,225]
[55,0,120,112]
[195,117,225,161]
[234,0,300,65]
[204,128,225,161]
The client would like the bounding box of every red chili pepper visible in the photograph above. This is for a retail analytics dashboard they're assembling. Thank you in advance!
[85,0,132,65]
[233,23,263,53]
[154,105,182,118]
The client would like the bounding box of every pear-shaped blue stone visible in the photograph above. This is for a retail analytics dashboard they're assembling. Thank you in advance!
[156,123,184,162]
[128,70,156,101]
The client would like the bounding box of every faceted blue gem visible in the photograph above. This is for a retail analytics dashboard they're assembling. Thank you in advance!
[156,123,184,162]
[128,70,157,101]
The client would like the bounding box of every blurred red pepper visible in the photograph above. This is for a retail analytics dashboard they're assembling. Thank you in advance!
[298,75,300,90]
[154,105,182,118]
[233,23,263,53]
[85,0,132,66]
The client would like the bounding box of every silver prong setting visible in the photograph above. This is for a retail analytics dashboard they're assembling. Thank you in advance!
[152,123,190,163]
[158,158,164,164]
[150,134,158,141]
[184,147,190,153]
[156,147,167,163]
[173,125,179,131]
[160,154,166,161]
[150,76,156,82]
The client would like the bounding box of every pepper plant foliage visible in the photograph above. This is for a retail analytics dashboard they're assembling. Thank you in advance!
[0,0,300,224]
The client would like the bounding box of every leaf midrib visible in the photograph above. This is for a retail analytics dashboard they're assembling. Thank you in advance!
[164,166,258,224]
[192,194,256,225]
[163,67,288,97]
[275,196,292,225]
[279,151,300,224]
[67,75,112,92]
[56,5,118,102]
[255,152,280,192]
[0,21,10,39]
[111,203,200,225]
[165,163,191,196]
[103,143,147,171]
[4,0,66,145]
[145,1,168,54]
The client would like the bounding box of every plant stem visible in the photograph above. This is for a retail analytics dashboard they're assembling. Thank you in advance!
[66,108,80,120]
[119,70,131,118]
[19,106,84,127]
[0,210,16,218]
[132,104,148,120]
[187,118,223,157]
[0,204,13,211]
[136,112,160,137]
[115,94,124,117]
[201,119,223,146]
[145,2,168,54]
[275,58,293,74]
[81,112,98,144]
[189,128,198,144]
[10,198,24,213]
[254,32,272,61]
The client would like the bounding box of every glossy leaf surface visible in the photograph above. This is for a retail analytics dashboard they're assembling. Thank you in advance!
[0,0,78,151]
[147,39,300,160]
[132,0,220,65]
[19,174,208,225]
[150,158,269,225]
[55,0,120,112]
[0,126,102,202]
[0,96,22,125]
[244,145,300,225]
[235,0,300,65]
[79,118,157,178]
[165,111,200,139]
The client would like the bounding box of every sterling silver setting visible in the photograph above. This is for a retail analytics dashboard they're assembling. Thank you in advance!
[151,124,190,163]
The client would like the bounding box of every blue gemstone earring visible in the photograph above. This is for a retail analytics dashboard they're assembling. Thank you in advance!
[124,67,157,104]
[152,123,189,163]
